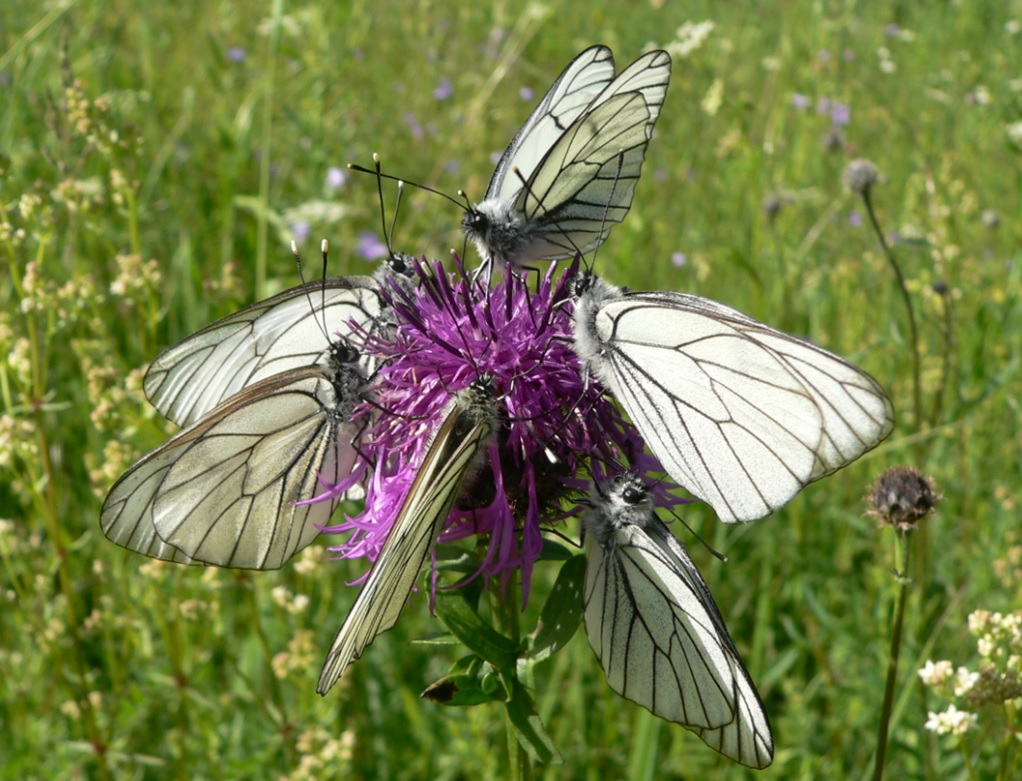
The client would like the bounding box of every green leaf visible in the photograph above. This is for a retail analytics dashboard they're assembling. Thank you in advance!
[535,538,576,561]
[434,589,519,669]
[505,679,563,765]
[527,554,585,664]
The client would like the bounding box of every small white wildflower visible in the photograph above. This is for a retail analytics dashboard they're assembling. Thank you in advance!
[919,659,954,686]
[1007,121,1022,144]
[294,546,319,576]
[925,705,978,736]
[978,635,996,658]
[701,78,723,116]
[968,609,993,635]
[952,666,980,696]
[1006,20,1020,35]
[666,20,715,59]
[290,594,310,614]
[271,585,290,607]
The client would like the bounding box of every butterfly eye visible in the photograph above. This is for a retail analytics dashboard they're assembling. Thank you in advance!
[620,483,645,505]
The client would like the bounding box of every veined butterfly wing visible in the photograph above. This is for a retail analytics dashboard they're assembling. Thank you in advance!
[317,379,498,694]
[582,474,774,768]
[485,45,616,202]
[463,48,671,270]
[571,273,894,523]
[102,345,366,569]
[144,277,382,428]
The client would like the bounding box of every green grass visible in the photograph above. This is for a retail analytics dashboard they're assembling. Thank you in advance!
[3,1,1021,778]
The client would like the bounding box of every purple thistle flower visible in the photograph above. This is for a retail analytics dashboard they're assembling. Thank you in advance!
[318,258,680,604]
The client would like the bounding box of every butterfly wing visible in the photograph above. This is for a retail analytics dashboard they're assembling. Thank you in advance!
[144,277,380,427]
[582,476,773,768]
[466,49,671,271]
[317,382,497,694]
[486,45,616,202]
[103,363,363,569]
[510,92,653,260]
[574,279,894,522]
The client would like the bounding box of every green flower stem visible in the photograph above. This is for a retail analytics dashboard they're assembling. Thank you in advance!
[491,576,530,781]
[254,0,285,301]
[861,188,922,433]
[873,528,911,781]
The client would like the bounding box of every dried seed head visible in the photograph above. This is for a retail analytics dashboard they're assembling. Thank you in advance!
[866,466,941,531]
[843,158,880,195]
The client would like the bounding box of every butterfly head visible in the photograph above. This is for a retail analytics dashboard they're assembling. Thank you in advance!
[461,199,528,270]
[585,473,654,543]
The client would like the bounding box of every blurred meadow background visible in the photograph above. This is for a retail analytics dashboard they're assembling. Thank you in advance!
[2,0,1021,778]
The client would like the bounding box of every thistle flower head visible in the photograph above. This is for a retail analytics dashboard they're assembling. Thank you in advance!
[320,257,676,601]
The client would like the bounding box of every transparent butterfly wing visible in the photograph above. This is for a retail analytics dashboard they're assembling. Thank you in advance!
[317,382,496,694]
[510,92,652,260]
[467,49,671,270]
[103,364,362,569]
[487,45,616,202]
[144,277,381,427]
[101,439,204,565]
[582,477,773,768]
[573,278,895,522]
[586,48,672,132]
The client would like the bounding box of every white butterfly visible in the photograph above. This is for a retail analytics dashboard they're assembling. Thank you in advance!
[101,339,370,569]
[582,473,774,768]
[101,263,408,568]
[462,45,671,274]
[317,377,498,694]
[145,268,411,428]
[571,271,895,523]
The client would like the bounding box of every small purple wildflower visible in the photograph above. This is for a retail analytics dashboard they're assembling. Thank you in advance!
[848,210,863,227]
[227,47,246,63]
[489,150,503,165]
[843,49,855,62]
[671,252,687,267]
[818,49,831,63]
[791,93,811,111]
[356,231,388,261]
[433,76,454,101]
[319,258,679,603]
[519,86,534,101]
[817,97,831,115]
[403,112,424,139]
[830,102,851,126]
[291,221,311,242]
[325,166,347,190]
[885,23,901,37]
[445,159,460,175]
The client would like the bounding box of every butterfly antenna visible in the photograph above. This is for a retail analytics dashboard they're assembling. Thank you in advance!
[292,239,334,346]
[349,157,466,211]
[662,500,729,564]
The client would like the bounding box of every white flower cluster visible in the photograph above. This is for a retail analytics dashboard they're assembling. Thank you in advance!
[924,705,978,736]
